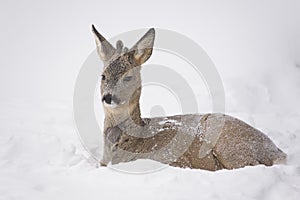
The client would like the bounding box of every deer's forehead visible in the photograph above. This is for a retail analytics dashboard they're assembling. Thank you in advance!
[103,56,134,78]
[104,64,128,79]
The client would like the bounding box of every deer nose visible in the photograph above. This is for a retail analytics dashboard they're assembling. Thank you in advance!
[102,94,112,104]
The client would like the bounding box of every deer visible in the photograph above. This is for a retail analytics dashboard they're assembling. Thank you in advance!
[91,25,287,171]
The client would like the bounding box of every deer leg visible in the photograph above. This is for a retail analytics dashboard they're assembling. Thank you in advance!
[100,127,122,166]
[212,150,225,170]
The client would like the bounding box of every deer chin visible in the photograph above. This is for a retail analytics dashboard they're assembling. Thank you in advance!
[103,102,118,109]
[103,100,127,109]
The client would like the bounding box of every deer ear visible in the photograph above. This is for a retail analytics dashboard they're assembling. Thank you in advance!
[92,25,116,62]
[131,28,155,65]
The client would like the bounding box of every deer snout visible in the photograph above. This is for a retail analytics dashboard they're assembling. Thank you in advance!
[102,94,121,105]
[102,94,112,104]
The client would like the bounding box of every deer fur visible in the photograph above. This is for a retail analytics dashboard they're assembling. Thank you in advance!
[92,25,287,171]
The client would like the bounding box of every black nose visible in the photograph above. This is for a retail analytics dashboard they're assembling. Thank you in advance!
[102,94,112,104]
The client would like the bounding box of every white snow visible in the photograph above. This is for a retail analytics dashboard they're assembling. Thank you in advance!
[158,119,182,126]
[1,0,300,200]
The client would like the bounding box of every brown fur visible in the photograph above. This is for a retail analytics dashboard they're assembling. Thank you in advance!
[92,25,287,171]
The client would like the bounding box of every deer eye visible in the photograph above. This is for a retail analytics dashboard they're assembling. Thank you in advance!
[101,75,106,81]
[123,76,132,82]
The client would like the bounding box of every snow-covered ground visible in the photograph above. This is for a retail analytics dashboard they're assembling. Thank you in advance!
[1,0,300,199]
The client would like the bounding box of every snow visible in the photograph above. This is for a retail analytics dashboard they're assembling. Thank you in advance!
[158,119,182,126]
[1,0,300,199]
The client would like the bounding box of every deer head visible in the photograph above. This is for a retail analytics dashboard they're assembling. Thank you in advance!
[92,25,155,127]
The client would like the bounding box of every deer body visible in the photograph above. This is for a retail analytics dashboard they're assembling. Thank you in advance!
[92,25,286,171]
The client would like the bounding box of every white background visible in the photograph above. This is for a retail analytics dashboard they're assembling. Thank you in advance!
[0,0,300,199]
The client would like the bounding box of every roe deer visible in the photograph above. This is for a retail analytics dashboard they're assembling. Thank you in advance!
[92,25,287,171]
